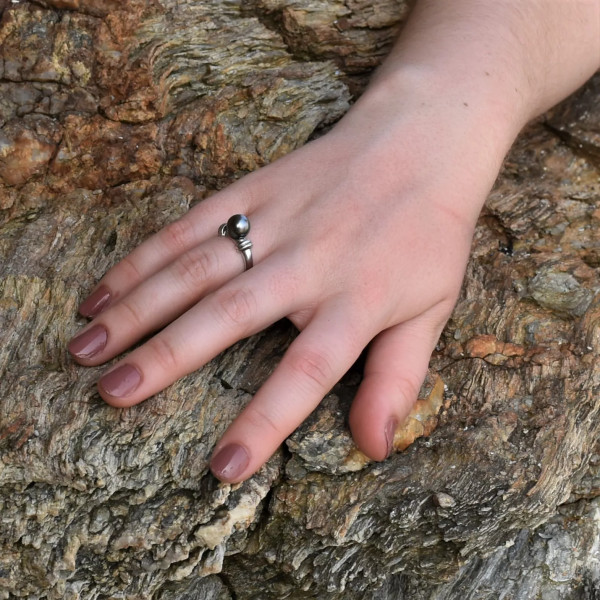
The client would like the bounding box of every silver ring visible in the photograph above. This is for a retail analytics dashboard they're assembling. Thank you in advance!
[218,214,253,270]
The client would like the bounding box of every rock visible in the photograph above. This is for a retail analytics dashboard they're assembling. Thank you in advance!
[1,1,600,598]
[432,492,456,508]
[529,268,594,318]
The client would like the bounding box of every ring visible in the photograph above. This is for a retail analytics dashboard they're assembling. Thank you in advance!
[218,214,253,270]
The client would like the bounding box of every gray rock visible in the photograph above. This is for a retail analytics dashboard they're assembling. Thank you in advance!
[1,1,600,598]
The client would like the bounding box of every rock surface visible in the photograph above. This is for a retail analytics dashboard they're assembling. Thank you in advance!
[1,1,599,598]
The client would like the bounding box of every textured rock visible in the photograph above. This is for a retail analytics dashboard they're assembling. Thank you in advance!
[1,0,600,598]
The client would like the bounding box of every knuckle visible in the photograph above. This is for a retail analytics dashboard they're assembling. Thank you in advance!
[175,247,218,292]
[395,373,424,406]
[117,297,145,330]
[211,287,256,331]
[119,256,144,286]
[243,403,285,439]
[146,335,180,373]
[160,218,195,254]
[288,347,334,393]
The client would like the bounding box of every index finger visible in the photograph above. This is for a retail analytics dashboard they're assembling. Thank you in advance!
[210,304,369,483]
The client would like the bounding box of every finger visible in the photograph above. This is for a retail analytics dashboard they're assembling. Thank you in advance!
[209,305,368,483]
[348,308,447,462]
[78,187,255,317]
[69,236,248,365]
[95,255,302,408]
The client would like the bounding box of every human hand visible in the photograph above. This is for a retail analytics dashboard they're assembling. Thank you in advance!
[67,76,508,483]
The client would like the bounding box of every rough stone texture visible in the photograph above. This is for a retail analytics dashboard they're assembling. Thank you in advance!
[1,1,599,598]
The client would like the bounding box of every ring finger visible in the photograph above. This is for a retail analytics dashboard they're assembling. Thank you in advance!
[93,254,304,408]
[69,234,258,365]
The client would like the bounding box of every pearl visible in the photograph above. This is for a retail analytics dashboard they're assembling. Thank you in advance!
[227,214,250,239]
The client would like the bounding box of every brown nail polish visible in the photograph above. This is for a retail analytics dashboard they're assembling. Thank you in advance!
[385,418,398,458]
[68,325,108,359]
[210,444,250,482]
[99,364,141,398]
[79,285,111,318]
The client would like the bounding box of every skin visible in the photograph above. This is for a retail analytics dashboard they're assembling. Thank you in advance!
[69,0,600,483]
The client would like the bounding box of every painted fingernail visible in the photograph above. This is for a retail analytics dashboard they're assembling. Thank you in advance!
[79,285,111,318]
[210,444,250,482]
[68,325,108,359]
[99,365,141,398]
[385,418,398,458]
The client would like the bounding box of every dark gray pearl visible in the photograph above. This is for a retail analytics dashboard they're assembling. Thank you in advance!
[227,214,250,239]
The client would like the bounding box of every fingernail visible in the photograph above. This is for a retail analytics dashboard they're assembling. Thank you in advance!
[385,418,398,458]
[79,285,111,318]
[210,444,250,482]
[99,364,141,398]
[68,325,108,359]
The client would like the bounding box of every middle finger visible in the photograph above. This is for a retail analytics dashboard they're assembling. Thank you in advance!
[93,254,302,408]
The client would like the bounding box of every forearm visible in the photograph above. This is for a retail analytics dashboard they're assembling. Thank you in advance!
[380,0,600,121]
[336,0,600,224]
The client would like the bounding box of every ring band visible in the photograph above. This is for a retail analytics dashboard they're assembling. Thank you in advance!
[218,214,253,270]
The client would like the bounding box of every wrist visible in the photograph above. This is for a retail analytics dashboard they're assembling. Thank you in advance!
[332,64,522,227]
[364,0,600,137]
[363,62,527,158]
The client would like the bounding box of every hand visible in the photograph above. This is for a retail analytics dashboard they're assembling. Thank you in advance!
[67,78,501,483]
